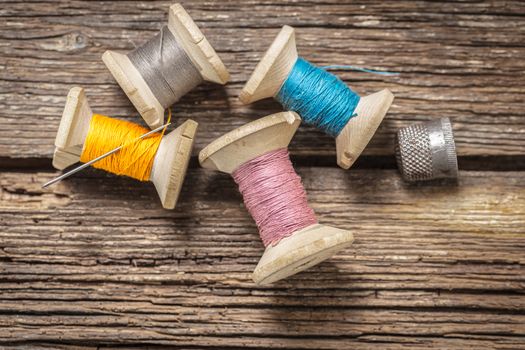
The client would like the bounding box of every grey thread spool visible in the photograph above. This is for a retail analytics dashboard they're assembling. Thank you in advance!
[127,25,203,109]
[395,117,458,182]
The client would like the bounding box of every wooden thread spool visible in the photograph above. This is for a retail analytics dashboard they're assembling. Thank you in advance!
[103,3,229,129]
[199,111,354,284]
[240,25,395,170]
[53,87,196,209]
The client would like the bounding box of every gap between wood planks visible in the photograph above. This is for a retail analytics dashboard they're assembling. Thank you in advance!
[1,155,525,172]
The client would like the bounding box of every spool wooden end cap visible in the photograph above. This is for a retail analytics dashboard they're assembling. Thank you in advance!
[239,25,297,105]
[199,112,354,284]
[199,111,300,173]
[336,89,394,169]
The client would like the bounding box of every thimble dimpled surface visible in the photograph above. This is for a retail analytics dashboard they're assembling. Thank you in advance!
[396,118,458,182]
[395,124,433,181]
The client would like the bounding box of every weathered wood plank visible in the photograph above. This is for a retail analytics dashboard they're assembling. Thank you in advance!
[1,0,524,159]
[0,169,523,348]
[1,1,524,349]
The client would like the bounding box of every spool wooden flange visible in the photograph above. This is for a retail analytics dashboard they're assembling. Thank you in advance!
[199,111,354,284]
[239,25,395,170]
[103,3,229,129]
[53,87,196,210]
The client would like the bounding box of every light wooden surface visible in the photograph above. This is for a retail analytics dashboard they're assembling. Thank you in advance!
[0,1,524,349]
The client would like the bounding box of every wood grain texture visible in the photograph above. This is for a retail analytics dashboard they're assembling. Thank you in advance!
[0,169,524,348]
[1,1,524,349]
[1,0,525,160]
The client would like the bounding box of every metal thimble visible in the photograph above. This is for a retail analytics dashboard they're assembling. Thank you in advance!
[395,117,458,182]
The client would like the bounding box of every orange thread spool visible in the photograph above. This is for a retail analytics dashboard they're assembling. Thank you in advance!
[80,114,168,181]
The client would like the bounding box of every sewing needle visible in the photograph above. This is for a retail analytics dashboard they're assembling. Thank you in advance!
[42,122,171,188]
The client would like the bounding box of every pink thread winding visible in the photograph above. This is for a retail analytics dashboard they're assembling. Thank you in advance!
[232,148,318,247]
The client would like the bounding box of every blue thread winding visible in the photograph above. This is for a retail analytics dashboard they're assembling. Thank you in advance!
[276,58,360,137]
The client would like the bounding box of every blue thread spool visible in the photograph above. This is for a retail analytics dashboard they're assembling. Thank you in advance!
[240,25,395,169]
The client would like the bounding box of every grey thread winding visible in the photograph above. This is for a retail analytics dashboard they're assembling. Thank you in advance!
[127,26,203,108]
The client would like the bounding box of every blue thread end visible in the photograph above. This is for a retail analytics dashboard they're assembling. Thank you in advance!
[276,58,360,137]
[322,65,400,76]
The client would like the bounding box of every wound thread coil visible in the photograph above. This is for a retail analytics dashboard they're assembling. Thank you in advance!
[276,58,361,137]
[232,148,318,246]
[127,26,203,109]
[80,114,167,181]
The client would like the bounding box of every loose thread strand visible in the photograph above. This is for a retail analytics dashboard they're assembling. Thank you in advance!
[321,65,399,76]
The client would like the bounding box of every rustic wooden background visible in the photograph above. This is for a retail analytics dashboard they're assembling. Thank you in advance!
[1,1,524,349]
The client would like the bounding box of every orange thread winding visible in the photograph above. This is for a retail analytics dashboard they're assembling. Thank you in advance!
[80,113,170,181]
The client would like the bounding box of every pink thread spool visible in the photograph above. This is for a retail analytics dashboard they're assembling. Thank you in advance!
[232,148,318,246]
[199,112,354,284]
